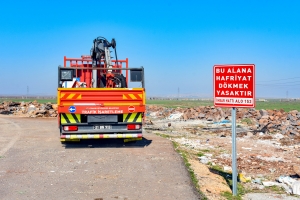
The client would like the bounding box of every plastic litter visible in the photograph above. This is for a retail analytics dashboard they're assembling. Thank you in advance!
[198,156,209,164]
[242,147,252,150]
[273,133,284,139]
[277,175,298,194]
[292,181,300,195]
[262,181,280,187]
[252,178,262,185]
[278,175,296,186]
[149,112,158,117]
[280,183,293,194]
[238,173,251,183]
[223,166,232,172]
[168,113,183,120]
[213,120,231,125]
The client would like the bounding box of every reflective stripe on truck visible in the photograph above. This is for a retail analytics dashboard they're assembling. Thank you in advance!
[123,112,142,122]
[61,114,81,124]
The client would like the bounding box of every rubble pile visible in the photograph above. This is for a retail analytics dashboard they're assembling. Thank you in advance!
[0,101,58,117]
[171,131,300,195]
[147,105,300,138]
[217,152,295,176]
[146,105,300,196]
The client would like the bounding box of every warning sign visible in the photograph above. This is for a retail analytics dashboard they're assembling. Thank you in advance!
[128,106,135,112]
[213,64,255,108]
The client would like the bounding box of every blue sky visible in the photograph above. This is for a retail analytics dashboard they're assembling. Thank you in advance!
[1,0,300,98]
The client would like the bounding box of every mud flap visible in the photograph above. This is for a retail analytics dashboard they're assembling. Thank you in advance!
[61,139,80,142]
[124,138,142,143]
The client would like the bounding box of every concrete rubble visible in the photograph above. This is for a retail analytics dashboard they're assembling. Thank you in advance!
[146,105,300,197]
[0,101,58,117]
[146,105,300,139]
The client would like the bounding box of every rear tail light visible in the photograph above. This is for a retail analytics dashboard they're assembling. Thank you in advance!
[127,124,141,130]
[63,126,78,131]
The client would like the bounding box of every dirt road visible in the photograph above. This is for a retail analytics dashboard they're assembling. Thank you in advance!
[0,116,200,200]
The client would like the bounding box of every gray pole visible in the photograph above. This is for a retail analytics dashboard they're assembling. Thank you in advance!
[92,68,97,88]
[232,107,237,195]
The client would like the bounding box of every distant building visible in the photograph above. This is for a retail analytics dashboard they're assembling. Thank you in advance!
[258,99,267,102]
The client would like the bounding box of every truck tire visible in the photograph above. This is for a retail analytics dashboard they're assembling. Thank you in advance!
[60,125,66,144]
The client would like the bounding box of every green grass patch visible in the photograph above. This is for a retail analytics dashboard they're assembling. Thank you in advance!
[255,101,300,112]
[197,149,211,157]
[221,191,242,200]
[209,164,248,200]
[2,98,300,111]
[268,185,285,193]
[241,118,252,125]
[210,164,223,172]
[147,99,300,112]
[147,99,213,108]
[221,179,248,200]
[154,132,171,139]
[197,152,205,157]
[201,149,210,153]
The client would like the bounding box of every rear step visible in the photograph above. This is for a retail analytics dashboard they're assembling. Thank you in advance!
[60,133,142,140]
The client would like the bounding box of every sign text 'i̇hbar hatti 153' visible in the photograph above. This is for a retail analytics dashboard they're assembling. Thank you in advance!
[213,64,255,108]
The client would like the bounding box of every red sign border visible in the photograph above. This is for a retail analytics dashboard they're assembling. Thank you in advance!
[213,64,255,108]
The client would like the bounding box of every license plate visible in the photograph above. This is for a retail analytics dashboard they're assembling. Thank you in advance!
[93,125,112,130]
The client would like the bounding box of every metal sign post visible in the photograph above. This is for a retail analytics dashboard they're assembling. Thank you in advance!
[213,64,255,196]
[231,107,237,195]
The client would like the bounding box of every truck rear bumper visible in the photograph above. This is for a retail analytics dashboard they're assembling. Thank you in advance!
[60,133,142,139]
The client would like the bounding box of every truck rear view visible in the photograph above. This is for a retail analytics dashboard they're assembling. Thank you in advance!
[57,37,145,143]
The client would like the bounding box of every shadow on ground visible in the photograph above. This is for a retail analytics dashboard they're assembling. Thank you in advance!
[209,167,233,189]
[209,167,247,197]
[62,137,152,149]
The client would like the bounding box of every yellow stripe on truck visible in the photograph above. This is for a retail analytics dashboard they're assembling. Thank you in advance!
[123,113,142,122]
[67,94,75,99]
[122,94,128,99]
[128,94,137,99]
[60,93,65,98]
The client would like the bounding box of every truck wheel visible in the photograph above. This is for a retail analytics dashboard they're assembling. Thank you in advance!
[60,125,66,144]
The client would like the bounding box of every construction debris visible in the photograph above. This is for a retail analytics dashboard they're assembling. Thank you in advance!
[3,101,300,136]
[146,105,300,197]
[0,101,58,117]
[146,105,300,139]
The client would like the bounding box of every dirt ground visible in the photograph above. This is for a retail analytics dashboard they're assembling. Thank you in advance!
[145,118,300,199]
[189,159,231,199]
[1,114,300,200]
[0,116,201,200]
